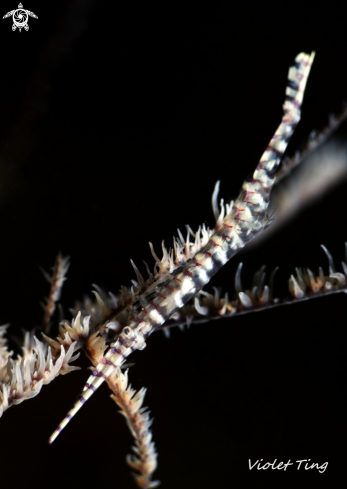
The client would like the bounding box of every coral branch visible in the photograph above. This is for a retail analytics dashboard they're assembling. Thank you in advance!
[275,101,347,184]
[40,254,70,334]
[84,336,159,488]
[0,306,91,416]
[157,242,347,332]
[0,333,79,417]
[0,324,11,382]
[109,369,160,489]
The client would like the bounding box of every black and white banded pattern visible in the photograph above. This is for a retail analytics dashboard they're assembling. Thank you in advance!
[49,52,315,444]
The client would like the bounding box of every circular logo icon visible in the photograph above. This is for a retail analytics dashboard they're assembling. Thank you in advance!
[2,3,38,32]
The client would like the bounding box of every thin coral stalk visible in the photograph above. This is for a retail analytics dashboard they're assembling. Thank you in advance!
[84,334,159,488]
[275,101,347,184]
[157,242,347,332]
[109,369,159,489]
[0,257,84,417]
[40,254,70,334]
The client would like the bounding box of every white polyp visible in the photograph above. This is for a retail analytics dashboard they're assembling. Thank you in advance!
[194,297,209,316]
[329,272,346,285]
[235,263,243,294]
[321,244,336,273]
[289,275,305,299]
[212,180,221,222]
[238,292,253,308]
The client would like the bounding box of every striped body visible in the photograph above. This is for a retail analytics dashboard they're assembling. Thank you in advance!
[49,52,315,444]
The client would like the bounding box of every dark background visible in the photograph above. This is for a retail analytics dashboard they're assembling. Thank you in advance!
[0,1,347,488]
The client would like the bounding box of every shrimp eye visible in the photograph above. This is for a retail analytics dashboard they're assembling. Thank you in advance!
[123,327,132,337]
